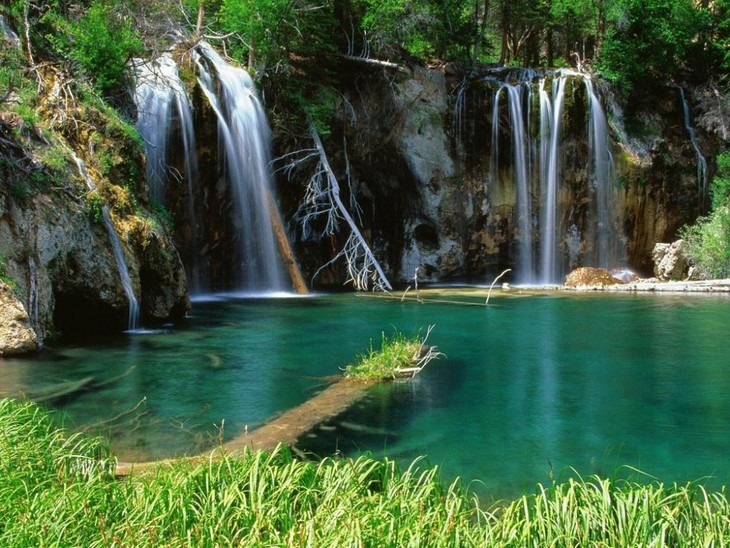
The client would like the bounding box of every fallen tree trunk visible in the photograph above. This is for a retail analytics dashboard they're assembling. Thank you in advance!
[266,188,308,294]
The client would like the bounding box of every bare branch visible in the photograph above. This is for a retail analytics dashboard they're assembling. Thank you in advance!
[285,126,392,291]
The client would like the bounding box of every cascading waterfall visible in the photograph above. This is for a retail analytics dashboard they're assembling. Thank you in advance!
[27,256,39,336]
[0,15,20,48]
[132,54,198,202]
[502,84,533,282]
[132,55,206,291]
[73,156,139,331]
[586,78,620,269]
[677,86,708,199]
[538,74,568,284]
[488,69,623,284]
[192,42,286,293]
[133,44,287,293]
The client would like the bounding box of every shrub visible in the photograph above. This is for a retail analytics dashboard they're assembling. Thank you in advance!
[680,150,730,278]
[680,206,730,278]
[69,1,142,96]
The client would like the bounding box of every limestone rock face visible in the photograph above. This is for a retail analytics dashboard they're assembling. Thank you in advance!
[652,240,690,280]
[294,65,710,288]
[565,267,623,288]
[0,280,37,355]
[0,173,188,342]
[395,66,465,282]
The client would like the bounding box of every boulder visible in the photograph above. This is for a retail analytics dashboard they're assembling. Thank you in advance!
[565,267,623,287]
[652,240,690,280]
[0,281,38,355]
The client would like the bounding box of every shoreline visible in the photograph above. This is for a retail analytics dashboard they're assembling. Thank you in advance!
[563,278,730,293]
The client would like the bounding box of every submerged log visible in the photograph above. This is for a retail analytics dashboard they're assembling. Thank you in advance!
[115,378,369,477]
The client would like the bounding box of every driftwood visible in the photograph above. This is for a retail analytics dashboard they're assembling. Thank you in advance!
[339,54,407,72]
[26,366,136,404]
[485,268,511,306]
[265,188,308,294]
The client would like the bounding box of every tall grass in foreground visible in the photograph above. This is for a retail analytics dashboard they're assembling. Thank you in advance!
[2,398,729,546]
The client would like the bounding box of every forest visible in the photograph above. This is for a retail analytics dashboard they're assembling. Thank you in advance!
[4,0,729,120]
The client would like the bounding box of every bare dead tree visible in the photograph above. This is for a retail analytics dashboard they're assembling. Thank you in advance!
[282,126,392,291]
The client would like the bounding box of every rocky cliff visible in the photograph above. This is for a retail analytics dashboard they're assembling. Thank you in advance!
[282,62,719,287]
[0,37,188,348]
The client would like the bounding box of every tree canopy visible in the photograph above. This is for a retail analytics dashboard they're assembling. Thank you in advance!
[2,0,729,103]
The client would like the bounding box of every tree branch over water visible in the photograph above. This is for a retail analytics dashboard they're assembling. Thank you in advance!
[284,126,392,291]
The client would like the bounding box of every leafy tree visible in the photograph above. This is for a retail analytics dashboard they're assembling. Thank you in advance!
[70,1,142,96]
[680,151,730,279]
[216,0,340,134]
[598,0,705,94]
[549,0,598,63]
[355,0,476,61]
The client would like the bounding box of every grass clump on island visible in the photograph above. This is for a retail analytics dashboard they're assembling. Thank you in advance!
[343,325,443,381]
[2,398,730,545]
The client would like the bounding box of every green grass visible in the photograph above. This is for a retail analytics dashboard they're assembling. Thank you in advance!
[1,398,729,546]
[343,328,440,381]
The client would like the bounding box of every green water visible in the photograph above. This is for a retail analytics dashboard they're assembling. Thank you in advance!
[1,292,728,498]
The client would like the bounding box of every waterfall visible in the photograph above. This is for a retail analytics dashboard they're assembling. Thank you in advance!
[495,84,533,282]
[132,54,206,291]
[27,256,39,338]
[132,45,294,294]
[73,156,140,331]
[677,86,708,199]
[0,15,20,48]
[585,78,621,269]
[193,42,286,293]
[486,69,622,284]
[538,74,568,284]
[132,54,198,202]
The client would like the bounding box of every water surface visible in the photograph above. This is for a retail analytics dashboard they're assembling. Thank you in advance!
[1,292,728,498]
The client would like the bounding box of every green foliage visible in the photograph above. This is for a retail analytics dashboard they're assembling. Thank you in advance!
[0,253,15,288]
[598,0,706,94]
[149,196,173,231]
[218,0,291,69]
[711,150,730,210]
[67,1,142,96]
[2,398,730,545]
[357,0,475,60]
[85,190,105,224]
[680,207,730,279]
[216,0,340,134]
[717,0,730,73]
[680,151,730,279]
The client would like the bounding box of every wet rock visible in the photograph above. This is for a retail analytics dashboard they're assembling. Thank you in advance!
[564,267,622,287]
[0,281,37,355]
[652,240,690,280]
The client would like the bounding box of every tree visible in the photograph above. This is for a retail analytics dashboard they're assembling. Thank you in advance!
[69,1,142,96]
[598,0,705,94]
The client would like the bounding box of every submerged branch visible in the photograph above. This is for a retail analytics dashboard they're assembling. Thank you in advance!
[486,269,511,306]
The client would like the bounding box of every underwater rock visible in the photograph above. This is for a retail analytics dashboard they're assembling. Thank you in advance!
[0,281,37,355]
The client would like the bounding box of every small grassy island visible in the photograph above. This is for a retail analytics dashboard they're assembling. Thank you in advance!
[343,327,442,381]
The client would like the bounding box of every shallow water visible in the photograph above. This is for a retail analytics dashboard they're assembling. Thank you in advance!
[2,292,729,498]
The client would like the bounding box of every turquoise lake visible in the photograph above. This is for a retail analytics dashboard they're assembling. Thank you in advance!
[1,291,729,499]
